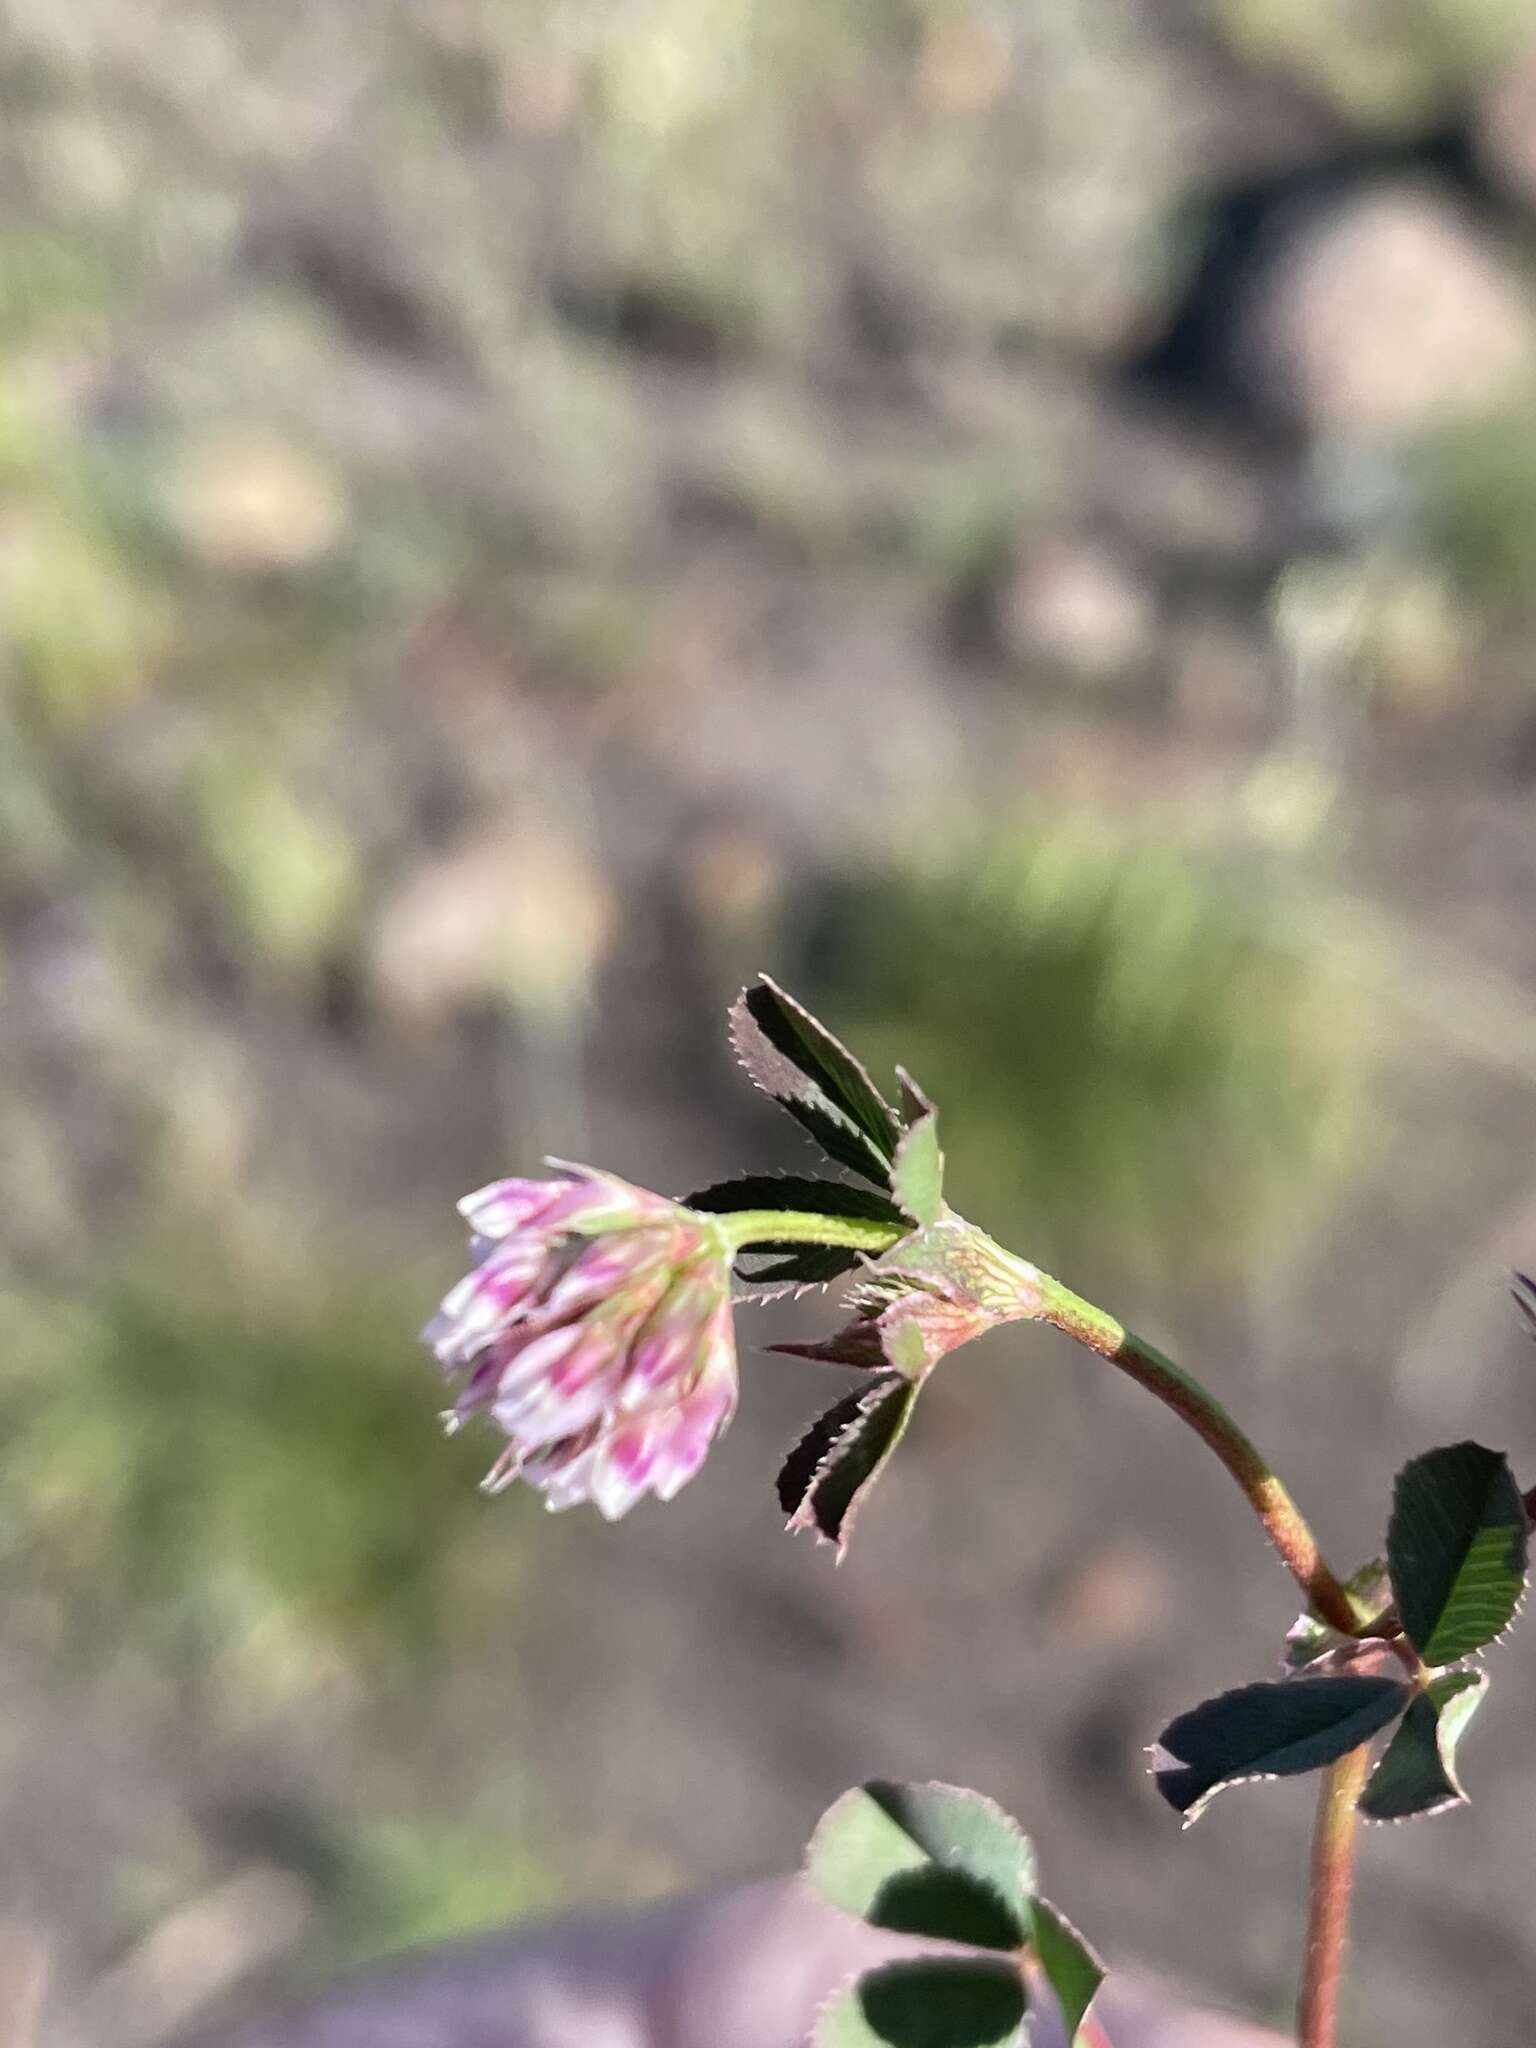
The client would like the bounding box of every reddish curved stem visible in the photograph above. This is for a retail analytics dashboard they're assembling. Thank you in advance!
[1037,1281,1360,1637]
[1296,1744,1371,2048]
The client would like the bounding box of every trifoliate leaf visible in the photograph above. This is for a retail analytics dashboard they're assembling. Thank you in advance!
[1028,1897,1104,2046]
[777,1373,918,1555]
[731,979,899,1186]
[815,1960,1026,2048]
[1151,1676,1413,1824]
[1359,1670,1488,1822]
[1387,1442,1529,1666]
[806,1781,1034,1949]
[685,1175,909,1226]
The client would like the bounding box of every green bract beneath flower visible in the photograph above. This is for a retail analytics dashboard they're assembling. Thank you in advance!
[773,1218,1045,1553]
[772,1218,1045,1379]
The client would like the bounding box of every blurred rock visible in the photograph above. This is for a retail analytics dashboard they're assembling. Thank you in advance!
[370,826,615,1028]
[165,429,349,573]
[1001,534,1160,683]
[1238,182,1536,437]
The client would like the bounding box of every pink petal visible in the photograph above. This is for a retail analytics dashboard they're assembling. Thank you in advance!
[653,1376,736,1502]
[521,1428,602,1512]
[428,1236,551,1363]
[457,1177,574,1238]
[538,1226,681,1323]
[597,1327,738,1513]
[622,1270,722,1402]
[493,1327,619,1447]
[540,1162,679,1233]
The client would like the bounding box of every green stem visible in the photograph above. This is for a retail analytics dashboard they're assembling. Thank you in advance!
[708,1209,909,1257]
[1297,1745,1371,2048]
[1038,1275,1360,1638]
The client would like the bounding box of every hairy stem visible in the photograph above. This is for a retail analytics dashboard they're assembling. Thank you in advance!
[708,1209,908,1257]
[1038,1277,1360,1637]
[1297,1745,1371,2048]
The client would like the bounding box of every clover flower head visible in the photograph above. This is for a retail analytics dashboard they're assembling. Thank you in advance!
[424,1164,736,1520]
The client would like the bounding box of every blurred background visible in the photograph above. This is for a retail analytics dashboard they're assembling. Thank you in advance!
[3,2,1536,2043]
